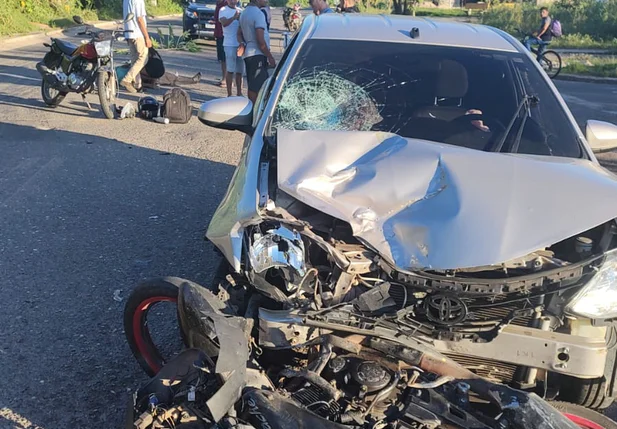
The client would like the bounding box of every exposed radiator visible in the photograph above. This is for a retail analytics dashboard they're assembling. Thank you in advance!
[443,353,519,384]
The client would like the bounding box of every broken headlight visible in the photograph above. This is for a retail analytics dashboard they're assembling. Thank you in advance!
[566,248,617,320]
[248,226,306,292]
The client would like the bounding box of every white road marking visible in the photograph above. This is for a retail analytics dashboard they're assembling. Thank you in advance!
[0,72,40,82]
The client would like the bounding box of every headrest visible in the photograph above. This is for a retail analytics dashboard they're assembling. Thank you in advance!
[436,59,468,99]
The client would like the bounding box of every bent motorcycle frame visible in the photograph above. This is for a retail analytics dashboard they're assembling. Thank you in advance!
[174,280,579,429]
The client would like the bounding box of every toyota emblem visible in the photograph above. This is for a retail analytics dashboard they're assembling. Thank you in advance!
[425,294,468,325]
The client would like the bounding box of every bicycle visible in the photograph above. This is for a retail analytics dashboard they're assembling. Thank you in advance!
[517,29,562,79]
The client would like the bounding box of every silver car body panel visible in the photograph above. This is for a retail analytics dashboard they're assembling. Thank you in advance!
[277,129,617,271]
[206,14,601,271]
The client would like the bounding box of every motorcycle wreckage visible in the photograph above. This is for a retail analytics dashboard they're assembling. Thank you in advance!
[36,14,133,119]
[125,277,613,429]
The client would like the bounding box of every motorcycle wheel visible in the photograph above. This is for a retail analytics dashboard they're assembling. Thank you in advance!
[97,70,116,119]
[551,401,617,429]
[41,80,66,107]
[124,277,183,376]
[124,262,239,376]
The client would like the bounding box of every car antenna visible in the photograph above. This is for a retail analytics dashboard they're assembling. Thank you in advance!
[410,27,420,39]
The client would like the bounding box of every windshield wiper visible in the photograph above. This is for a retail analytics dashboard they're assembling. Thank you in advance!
[491,94,540,153]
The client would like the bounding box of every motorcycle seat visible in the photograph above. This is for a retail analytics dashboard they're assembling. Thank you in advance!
[54,39,78,55]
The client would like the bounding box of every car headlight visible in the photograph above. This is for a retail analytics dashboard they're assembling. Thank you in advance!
[249,226,306,291]
[94,40,111,57]
[185,10,198,18]
[566,248,617,319]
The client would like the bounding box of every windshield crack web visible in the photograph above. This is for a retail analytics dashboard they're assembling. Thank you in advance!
[273,64,418,134]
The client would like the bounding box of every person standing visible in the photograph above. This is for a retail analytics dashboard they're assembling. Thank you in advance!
[525,7,552,61]
[219,0,244,97]
[310,0,334,15]
[121,0,152,93]
[261,1,272,31]
[237,0,275,104]
[214,0,227,88]
[338,0,359,12]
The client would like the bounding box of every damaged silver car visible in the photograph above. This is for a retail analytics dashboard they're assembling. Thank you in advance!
[125,14,617,428]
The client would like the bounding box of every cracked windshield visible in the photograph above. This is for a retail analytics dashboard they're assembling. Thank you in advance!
[273,40,582,158]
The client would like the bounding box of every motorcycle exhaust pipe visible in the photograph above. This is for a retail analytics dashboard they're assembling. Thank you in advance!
[36,61,66,90]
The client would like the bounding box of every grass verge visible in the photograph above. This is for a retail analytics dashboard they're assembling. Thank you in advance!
[562,55,617,78]
[414,7,477,17]
[551,34,617,51]
[0,0,181,38]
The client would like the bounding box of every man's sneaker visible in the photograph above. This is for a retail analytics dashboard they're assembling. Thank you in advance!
[121,78,137,93]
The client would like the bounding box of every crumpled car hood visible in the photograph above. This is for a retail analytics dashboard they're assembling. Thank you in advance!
[277,129,617,271]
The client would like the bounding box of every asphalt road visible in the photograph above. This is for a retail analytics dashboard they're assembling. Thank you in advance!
[1,14,617,429]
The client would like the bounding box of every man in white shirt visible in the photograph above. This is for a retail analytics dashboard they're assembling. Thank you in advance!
[122,0,152,93]
[237,0,275,103]
[219,0,244,97]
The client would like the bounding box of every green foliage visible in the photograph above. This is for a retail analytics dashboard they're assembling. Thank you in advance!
[0,1,36,35]
[155,22,200,52]
[482,0,617,44]
[415,7,477,17]
[0,0,99,35]
[552,34,617,50]
[147,0,184,16]
[0,0,183,36]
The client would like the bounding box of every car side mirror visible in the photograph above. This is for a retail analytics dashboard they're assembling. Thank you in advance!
[586,120,617,152]
[198,97,254,135]
[73,15,84,24]
[124,13,135,22]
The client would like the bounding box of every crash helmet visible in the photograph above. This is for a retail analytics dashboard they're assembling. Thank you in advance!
[138,96,160,119]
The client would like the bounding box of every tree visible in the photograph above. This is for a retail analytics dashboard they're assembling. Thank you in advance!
[392,0,418,15]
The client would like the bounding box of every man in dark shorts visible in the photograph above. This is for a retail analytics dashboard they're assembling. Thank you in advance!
[214,0,227,87]
[237,0,276,103]
[524,7,552,60]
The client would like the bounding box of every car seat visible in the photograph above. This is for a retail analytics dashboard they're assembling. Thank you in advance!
[413,59,469,122]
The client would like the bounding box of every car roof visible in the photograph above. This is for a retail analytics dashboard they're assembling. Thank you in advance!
[304,14,520,52]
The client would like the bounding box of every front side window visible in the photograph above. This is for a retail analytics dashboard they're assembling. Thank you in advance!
[272,40,582,158]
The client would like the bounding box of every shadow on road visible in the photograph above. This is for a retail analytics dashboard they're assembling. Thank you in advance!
[0,121,231,428]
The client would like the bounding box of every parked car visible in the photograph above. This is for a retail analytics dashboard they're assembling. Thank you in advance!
[183,0,217,40]
[194,14,617,414]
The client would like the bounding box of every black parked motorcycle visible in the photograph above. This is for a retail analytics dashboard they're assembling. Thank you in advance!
[36,14,133,119]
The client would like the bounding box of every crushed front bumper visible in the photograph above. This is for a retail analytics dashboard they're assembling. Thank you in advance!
[429,324,607,378]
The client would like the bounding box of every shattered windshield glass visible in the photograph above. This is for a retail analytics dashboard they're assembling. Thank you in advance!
[272,40,582,158]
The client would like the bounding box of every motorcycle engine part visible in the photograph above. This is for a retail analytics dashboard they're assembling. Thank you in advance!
[67,72,84,89]
[138,96,160,120]
[243,390,349,429]
[404,387,493,429]
[258,307,319,349]
[329,356,347,374]
[350,360,391,392]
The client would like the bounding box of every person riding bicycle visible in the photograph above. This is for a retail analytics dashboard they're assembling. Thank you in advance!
[525,7,552,61]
